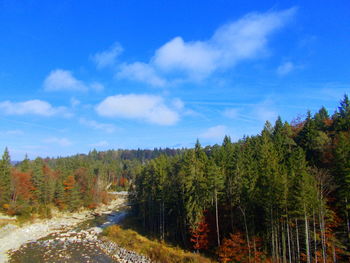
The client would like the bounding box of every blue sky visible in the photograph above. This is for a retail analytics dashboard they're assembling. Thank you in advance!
[0,0,349,160]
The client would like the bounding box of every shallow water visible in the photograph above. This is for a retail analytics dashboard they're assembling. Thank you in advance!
[9,210,127,263]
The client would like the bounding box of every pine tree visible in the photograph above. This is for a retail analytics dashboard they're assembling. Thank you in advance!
[333,94,350,131]
[0,148,12,209]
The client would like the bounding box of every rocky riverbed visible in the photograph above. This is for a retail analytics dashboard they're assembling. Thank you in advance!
[0,194,152,263]
[9,226,151,263]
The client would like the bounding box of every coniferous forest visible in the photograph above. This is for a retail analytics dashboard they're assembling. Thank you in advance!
[130,95,350,262]
[1,95,350,262]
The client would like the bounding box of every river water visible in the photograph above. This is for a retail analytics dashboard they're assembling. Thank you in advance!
[8,210,127,263]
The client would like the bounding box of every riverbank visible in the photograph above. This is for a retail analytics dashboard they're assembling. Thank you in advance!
[0,196,126,263]
[103,222,213,263]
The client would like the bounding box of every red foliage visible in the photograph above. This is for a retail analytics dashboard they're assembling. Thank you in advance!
[219,232,248,263]
[11,169,34,201]
[118,176,128,187]
[290,115,305,136]
[74,168,89,193]
[218,232,267,263]
[190,216,210,251]
[63,175,76,190]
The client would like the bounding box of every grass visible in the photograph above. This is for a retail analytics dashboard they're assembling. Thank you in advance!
[103,218,214,263]
[0,218,16,228]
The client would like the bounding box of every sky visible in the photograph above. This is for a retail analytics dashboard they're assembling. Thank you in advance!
[0,0,349,160]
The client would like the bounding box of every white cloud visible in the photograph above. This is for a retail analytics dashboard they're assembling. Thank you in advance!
[43,137,72,147]
[0,100,70,117]
[44,69,86,91]
[92,42,123,69]
[200,125,228,140]
[117,62,167,87]
[43,69,104,92]
[277,61,294,75]
[153,37,218,79]
[96,94,180,125]
[90,140,109,147]
[117,8,296,84]
[79,118,117,133]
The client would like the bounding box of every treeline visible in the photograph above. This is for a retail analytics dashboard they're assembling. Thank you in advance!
[130,95,350,262]
[0,147,182,218]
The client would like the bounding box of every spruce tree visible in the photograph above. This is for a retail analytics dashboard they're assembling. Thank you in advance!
[0,148,12,209]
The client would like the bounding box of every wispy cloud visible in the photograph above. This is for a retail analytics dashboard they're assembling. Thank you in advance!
[90,140,109,147]
[79,118,117,133]
[115,8,296,85]
[253,99,278,122]
[43,69,104,92]
[200,125,228,140]
[96,94,180,125]
[70,97,80,107]
[277,61,294,75]
[172,98,185,110]
[0,100,70,117]
[0,129,24,135]
[43,137,72,147]
[223,108,240,119]
[117,62,167,87]
[92,42,123,69]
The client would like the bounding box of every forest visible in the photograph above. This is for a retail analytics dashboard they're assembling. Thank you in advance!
[0,147,181,217]
[0,95,349,262]
[130,95,350,262]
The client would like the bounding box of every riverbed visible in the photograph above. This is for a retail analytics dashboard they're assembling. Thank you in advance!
[8,210,128,263]
[0,195,151,263]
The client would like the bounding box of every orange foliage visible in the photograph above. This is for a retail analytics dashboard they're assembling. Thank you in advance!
[11,169,34,201]
[290,115,305,135]
[63,175,76,190]
[190,216,210,251]
[218,232,267,263]
[119,176,128,187]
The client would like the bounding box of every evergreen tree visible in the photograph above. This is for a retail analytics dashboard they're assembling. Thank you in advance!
[0,148,12,209]
[333,94,350,131]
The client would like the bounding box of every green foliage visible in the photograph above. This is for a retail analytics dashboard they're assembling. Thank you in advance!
[130,95,350,261]
[0,148,12,208]
[1,95,350,261]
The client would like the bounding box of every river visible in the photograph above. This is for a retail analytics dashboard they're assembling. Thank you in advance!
[8,210,130,263]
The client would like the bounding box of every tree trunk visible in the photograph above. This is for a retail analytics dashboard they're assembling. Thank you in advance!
[272,215,276,263]
[290,218,295,263]
[287,217,292,263]
[304,205,311,263]
[296,219,300,263]
[162,201,165,240]
[276,220,281,263]
[345,197,350,242]
[282,221,287,263]
[313,212,317,263]
[215,188,220,247]
[240,206,251,263]
[319,209,326,263]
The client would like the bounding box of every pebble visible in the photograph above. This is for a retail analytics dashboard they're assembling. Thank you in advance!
[8,218,152,263]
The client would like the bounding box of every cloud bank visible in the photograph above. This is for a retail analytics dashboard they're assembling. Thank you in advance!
[0,100,70,117]
[43,69,104,92]
[96,94,181,125]
[114,8,296,85]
